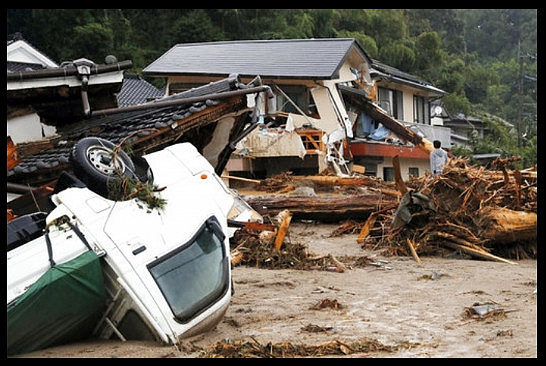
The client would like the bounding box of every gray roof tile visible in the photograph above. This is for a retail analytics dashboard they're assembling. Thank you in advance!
[8,75,259,184]
[143,38,372,80]
[116,73,165,107]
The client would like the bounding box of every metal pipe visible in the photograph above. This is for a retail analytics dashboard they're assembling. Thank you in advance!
[7,182,36,194]
[7,60,133,81]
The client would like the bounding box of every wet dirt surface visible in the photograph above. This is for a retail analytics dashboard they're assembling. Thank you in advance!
[13,221,538,358]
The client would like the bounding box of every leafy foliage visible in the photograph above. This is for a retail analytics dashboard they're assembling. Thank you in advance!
[7,9,537,166]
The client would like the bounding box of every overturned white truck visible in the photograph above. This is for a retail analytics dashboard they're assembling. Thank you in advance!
[7,137,257,356]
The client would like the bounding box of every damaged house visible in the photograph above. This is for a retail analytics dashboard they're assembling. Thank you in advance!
[7,36,274,219]
[142,38,449,181]
[7,35,131,145]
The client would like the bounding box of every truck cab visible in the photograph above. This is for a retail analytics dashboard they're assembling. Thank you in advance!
[8,139,251,355]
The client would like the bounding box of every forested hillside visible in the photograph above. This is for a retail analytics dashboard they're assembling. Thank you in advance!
[7,9,537,167]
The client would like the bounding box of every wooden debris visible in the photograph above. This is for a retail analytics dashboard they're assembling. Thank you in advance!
[329,220,362,237]
[300,324,333,333]
[243,193,397,222]
[7,136,20,171]
[307,254,347,272]
[230,226,351,271]
[392,155,408,195]
[406,238,422,265]
[200,337,404,358]
[478,206,537,245]
[441,241,517,265]
[221,174,262,185]
[274,210,292,250]
[358,156,537,262]
[309,298,343,310]
[462,302,508,321]
[357,204,398,244]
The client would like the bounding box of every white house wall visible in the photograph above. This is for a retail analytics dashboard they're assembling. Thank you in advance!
[376,156,430,181]
[238,129,307,158]
[8,114,57,143]
[7,40,58,67]
[309,85,344,134]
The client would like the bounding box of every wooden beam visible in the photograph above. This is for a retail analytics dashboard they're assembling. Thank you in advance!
[274,210,292,250]
[392,155,408,195]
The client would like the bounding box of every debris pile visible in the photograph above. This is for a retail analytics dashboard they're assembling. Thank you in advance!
[358,156,537,262]
[230,225,350,272]
[198,338,408,358]
[232,156,536,266]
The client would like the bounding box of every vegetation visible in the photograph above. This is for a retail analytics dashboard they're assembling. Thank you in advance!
[7,9,537,167]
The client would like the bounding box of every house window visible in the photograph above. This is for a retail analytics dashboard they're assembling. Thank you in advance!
[275,85,312,115]
[413,95,430,124]
[383,167,394,182]
[408,167,419,178]
[377,87,403,119]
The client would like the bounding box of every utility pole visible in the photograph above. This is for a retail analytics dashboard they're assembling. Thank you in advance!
[517,40,523,148]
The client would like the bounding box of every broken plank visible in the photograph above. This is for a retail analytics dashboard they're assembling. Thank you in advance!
[357,212,378,244]
[221,175,262,184]
[392,155,408,195]
[274,210,292,250]
[356,203,398,244]
[406,238,422,265]
[441,242,517,265]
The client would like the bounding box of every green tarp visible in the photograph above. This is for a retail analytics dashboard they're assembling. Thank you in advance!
[7,250,106,356]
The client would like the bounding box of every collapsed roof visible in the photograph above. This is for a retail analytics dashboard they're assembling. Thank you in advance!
[8,74,273,186]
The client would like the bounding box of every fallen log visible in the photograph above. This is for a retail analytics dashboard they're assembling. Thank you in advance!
[243,193,397,221]
[478,206,537,245]
[291,175,383,187]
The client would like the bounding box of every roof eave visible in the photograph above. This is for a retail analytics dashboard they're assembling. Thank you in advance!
[143,70,337,81]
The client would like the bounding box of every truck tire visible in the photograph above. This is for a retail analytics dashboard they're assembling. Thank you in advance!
[70,137,136,198]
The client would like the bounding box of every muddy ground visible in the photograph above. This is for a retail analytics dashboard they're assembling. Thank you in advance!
[13,221,537,358]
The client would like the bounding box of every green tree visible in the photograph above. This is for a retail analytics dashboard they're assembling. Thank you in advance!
[442,91,472,117]
[435,58,466,95]
[413,31,445,75]
[405,9,466,55]
[364,9,408,46]
[338,31,378,59]
[378,41,415,71]
[308,9,340,38]
[463,63,500,104]
[70,22,114,63]
[169,9,223,43]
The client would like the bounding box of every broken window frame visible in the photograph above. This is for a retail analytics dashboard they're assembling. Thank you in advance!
[275,85,314,116]
[408,167,419,178]
[413,95,430,125]
[377,87,403,120]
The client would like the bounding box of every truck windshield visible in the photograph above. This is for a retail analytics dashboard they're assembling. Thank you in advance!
[148,217,229,323]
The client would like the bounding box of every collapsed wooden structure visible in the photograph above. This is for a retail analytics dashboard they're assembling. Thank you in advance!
[358,156,537,263]
[230,156,537,266]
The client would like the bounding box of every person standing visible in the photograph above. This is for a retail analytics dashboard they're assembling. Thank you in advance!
[430,140,448,175]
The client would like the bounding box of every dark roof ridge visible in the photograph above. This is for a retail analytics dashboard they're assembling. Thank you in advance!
[172,37,355,47]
